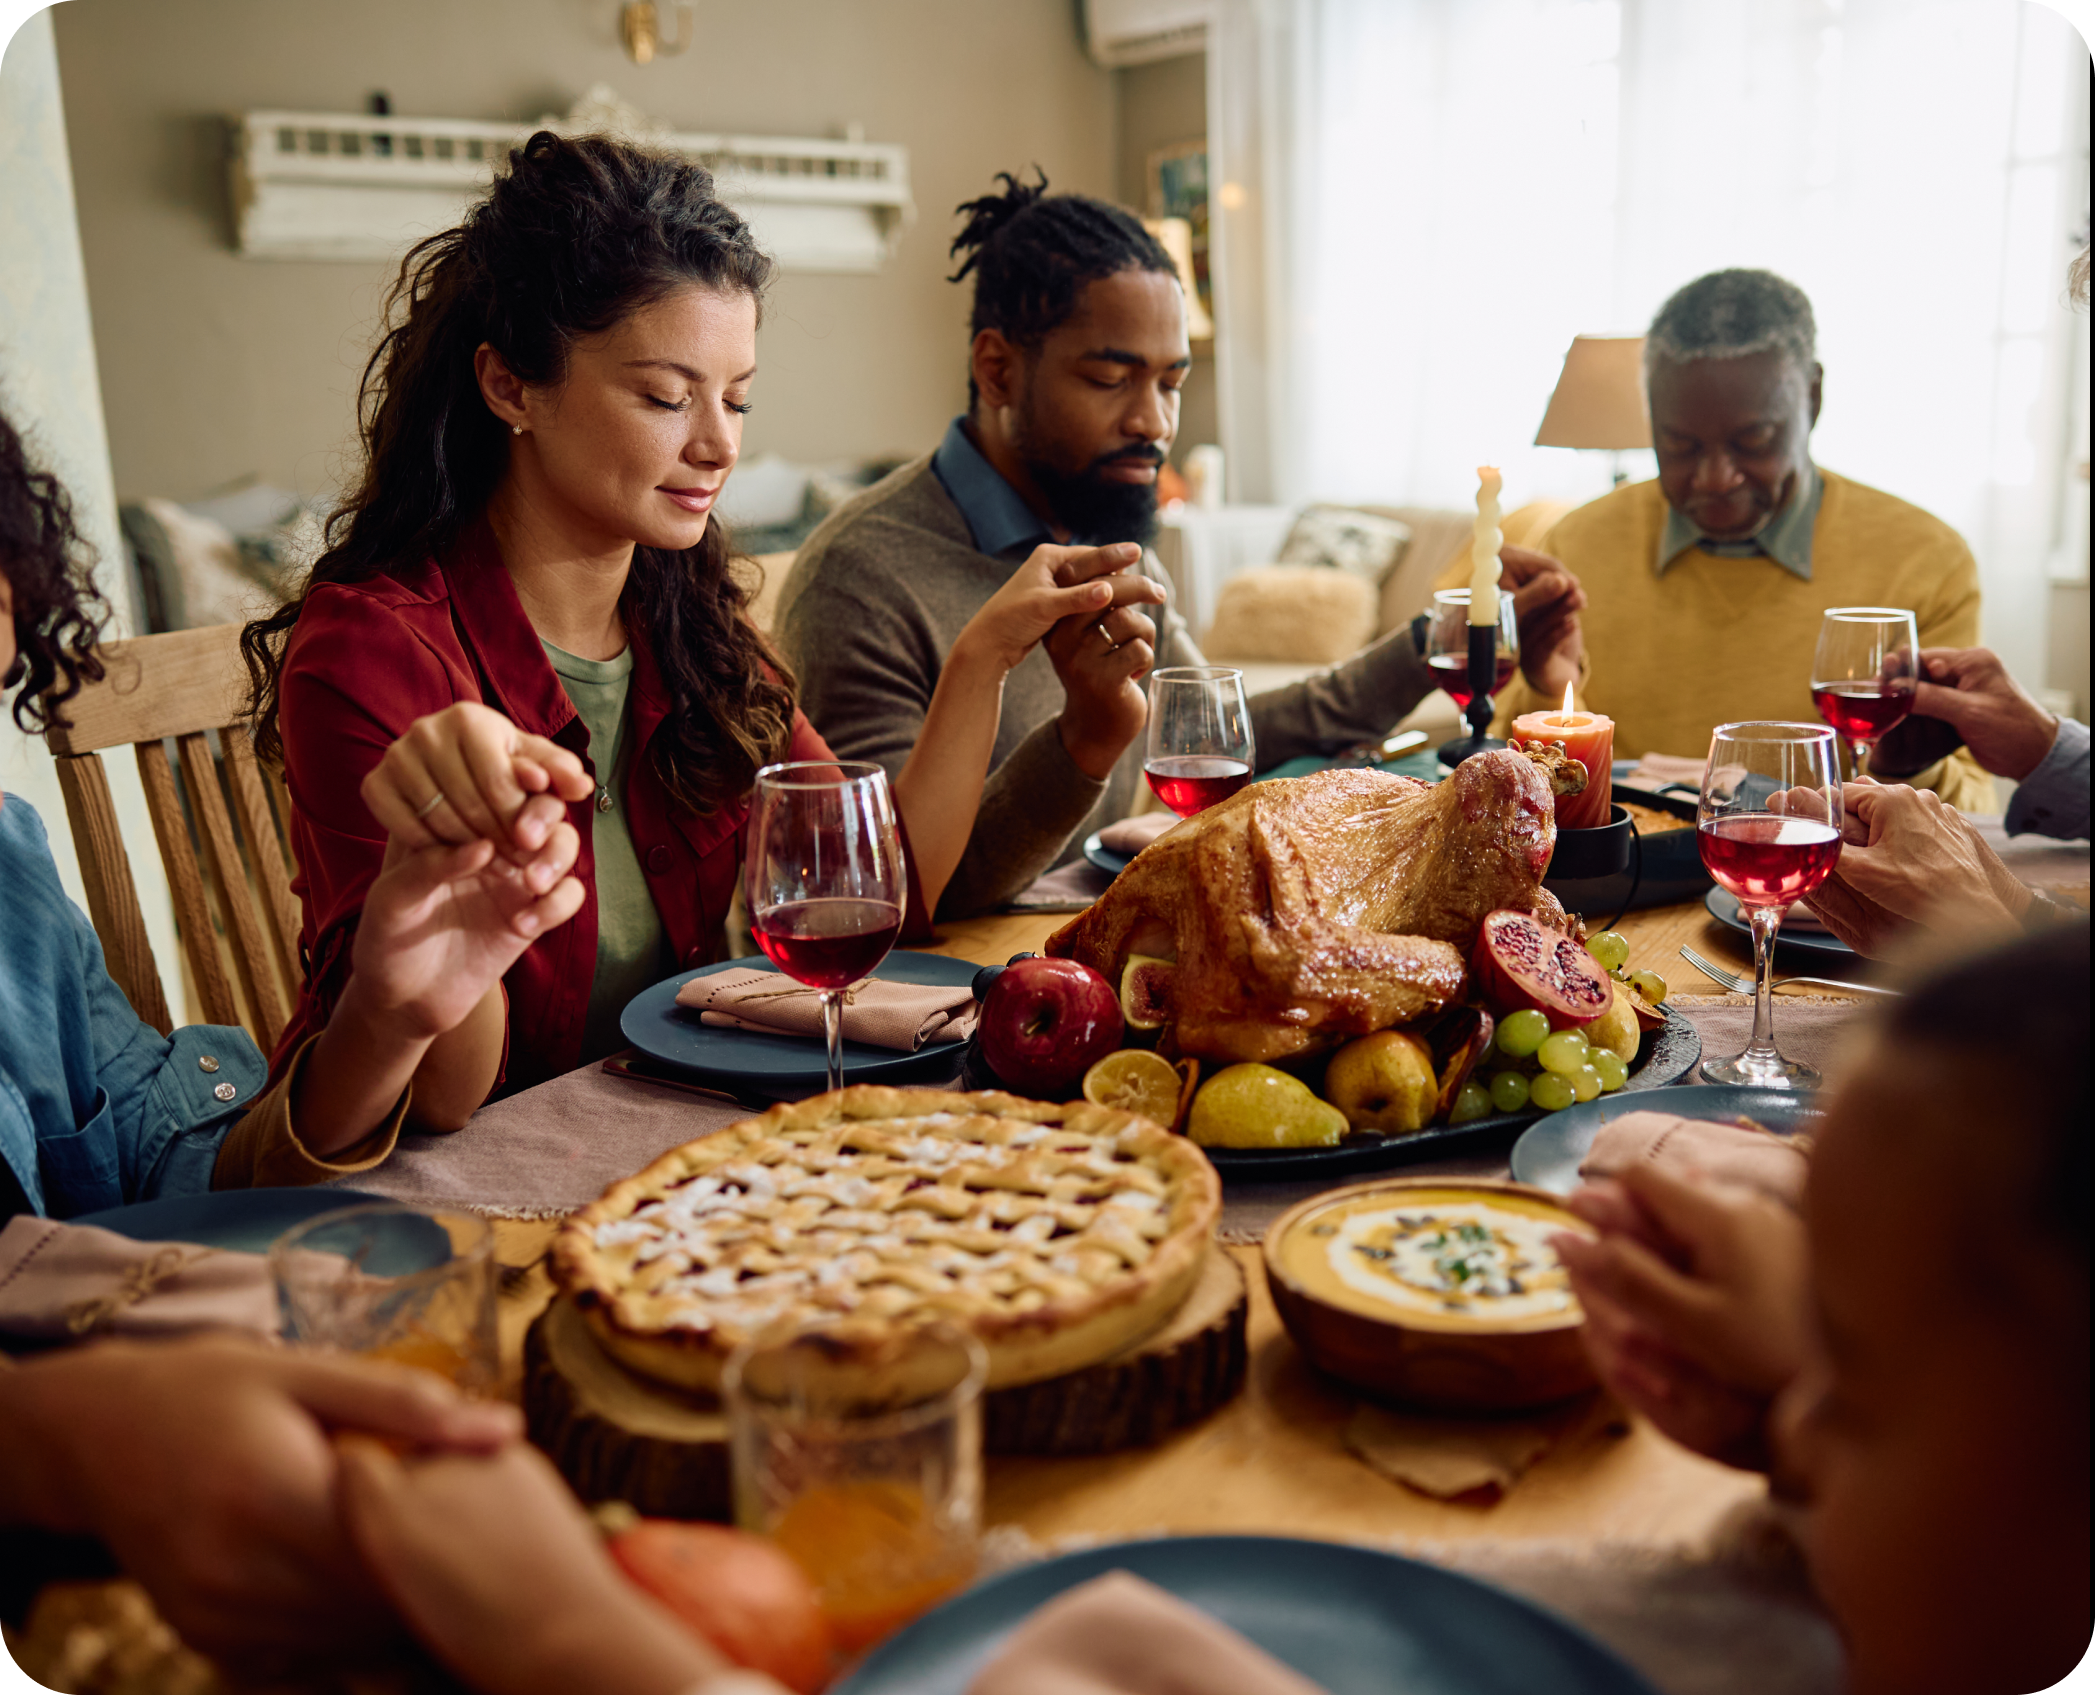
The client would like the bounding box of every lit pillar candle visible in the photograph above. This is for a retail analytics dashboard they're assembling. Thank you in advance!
[1468,466,1503,628]
[1513,683,1615,831]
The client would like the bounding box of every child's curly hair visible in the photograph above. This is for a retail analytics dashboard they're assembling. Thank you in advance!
[0,404,108,732]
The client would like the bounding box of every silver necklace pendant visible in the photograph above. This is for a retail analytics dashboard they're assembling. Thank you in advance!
[596,787,614,813]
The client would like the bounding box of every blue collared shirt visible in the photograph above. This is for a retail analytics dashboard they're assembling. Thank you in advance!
[930,416,1057,559]
[1657,462,1823,580]
[0,796,263,1216]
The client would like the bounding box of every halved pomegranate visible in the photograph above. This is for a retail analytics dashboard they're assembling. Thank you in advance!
[1470,909,1611,1028]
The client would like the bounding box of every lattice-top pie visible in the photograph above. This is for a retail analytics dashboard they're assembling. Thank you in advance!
[554,1085,1222,1393]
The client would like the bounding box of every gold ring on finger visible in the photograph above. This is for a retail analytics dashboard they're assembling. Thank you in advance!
[413,791,448,821]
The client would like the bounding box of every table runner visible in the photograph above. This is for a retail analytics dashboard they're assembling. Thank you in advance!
[329,998,1876,1232]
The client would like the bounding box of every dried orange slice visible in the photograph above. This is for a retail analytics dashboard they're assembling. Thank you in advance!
[1081,1048,1185,1128]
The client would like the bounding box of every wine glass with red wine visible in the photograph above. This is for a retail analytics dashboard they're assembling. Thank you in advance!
[745,761,906,1094]
[1424,588,1519,712]
[1697,723,1844,1088]
[1144,667,1256,817]
[1811,606,1918,777]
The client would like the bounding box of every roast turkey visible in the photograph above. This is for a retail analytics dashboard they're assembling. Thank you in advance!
[1046,749,1564,1063]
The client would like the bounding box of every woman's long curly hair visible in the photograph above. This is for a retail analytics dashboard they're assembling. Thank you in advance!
[1,403,109,732]
[242,131,792,814]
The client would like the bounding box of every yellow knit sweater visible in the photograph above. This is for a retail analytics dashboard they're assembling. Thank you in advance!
[1493,470,1992,808]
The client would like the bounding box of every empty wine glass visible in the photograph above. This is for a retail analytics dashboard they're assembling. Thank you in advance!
[746,761,906,1094]
[1697,723,1843,1088]
[1811,606,1918,777]
[1424,587,1520,712]
[1144,667,1256,817]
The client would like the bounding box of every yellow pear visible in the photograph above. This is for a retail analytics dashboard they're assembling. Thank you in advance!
[1323,1029,1439,1134]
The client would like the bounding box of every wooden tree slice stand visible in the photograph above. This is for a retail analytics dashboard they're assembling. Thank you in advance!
[524,1247,1247,1520]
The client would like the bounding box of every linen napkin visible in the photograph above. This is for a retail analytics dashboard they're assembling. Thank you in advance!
[966,1570,1331,1695]
[1580,1110,1810,1207]
[1098,812,1180,856]
[1626,753,1708,790]
[676,967,978,1051]
[1344,1395,1619,1503]
[0,1215,277,1341]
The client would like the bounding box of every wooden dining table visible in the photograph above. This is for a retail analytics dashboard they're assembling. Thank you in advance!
[490,887,1867,1557]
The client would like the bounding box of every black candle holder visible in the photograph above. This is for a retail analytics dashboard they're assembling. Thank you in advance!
[1544,803,1633,880]
[1436,621,1510,768]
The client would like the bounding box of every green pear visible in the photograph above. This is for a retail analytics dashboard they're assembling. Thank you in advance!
[1188,1064,1347,1150]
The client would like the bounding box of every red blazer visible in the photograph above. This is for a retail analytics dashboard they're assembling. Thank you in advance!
[274,522,899,1095]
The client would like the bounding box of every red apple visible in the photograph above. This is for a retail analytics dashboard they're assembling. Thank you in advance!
[978,957,1124,1095]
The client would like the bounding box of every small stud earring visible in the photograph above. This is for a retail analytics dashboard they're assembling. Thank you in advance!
[511,424,525,436]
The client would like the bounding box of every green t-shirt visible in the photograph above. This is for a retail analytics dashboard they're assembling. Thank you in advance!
[541,639,671,1061]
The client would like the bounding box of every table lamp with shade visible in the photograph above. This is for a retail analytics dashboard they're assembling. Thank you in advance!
[1534,335,1652,486]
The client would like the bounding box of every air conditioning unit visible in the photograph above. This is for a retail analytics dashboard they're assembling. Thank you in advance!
[227,95,913,273]
[1083,0,1210,67]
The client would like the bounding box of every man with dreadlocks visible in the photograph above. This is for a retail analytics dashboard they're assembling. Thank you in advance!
[1491,267,1991,806]
[777,172,1586,915]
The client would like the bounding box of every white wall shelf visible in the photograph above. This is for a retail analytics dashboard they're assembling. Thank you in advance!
[228,105,913,272]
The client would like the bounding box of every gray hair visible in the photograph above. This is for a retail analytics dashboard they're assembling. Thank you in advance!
[1644,269,1816,374]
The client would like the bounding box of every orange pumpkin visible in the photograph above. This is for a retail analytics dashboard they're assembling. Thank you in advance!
[605,1516,833,1694]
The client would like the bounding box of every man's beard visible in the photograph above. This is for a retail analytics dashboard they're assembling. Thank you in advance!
[1015,422,1164,544]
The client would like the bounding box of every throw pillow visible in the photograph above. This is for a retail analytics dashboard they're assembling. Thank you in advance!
[1276,504,1412,586]
[1202,565,1379,665]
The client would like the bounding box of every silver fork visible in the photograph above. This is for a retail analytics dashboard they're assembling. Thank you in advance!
[1679,943,1901,998]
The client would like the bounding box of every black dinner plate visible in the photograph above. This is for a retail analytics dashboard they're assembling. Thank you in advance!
[1081,830,1133,879]
[619,952,978,1086]
[1511,1082,1825,1194]
[834,1534,1658,1695]
[1200,1005,1701,1183]
[69,1187,392,1257]
[1704,887,1856,960]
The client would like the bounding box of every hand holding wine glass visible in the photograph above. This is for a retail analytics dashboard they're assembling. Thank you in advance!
[1144,667,1256,818]
[746,762,906,1094]
[1811,607,1918,778]
[1697,723,1842,1088]
[1424,588,1519,712]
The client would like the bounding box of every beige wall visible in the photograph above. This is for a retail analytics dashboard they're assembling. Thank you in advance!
[1113,50,1213,467]
[52,0,1116,503]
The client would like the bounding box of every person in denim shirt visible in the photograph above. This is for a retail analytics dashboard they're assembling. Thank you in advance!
[0,403,594,1219]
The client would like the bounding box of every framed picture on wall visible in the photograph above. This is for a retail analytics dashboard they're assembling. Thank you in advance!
[1147,140,1211,332]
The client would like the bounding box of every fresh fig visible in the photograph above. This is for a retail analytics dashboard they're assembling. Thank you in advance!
[1118,954,1176,1031]
[1470,909,1612,1028]
[1421,1005,1497,1119]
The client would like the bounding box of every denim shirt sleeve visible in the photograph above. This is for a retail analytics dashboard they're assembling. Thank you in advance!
[0,796,265,1216]
[2004,719,2091,842]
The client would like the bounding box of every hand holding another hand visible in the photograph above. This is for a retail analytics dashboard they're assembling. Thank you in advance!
[1023,542,1169,781]
[362,701,595,861]
[1555,1161,1810,1471]
[1871,646,2057,781]
[1800,778,2028,957]
[1500,545,1586,701]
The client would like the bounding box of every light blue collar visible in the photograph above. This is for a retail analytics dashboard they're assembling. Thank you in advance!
[930,416,1056,559]
[1657,462,1821,581]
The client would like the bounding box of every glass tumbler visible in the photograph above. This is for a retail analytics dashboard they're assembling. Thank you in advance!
[272,1202,499,1395]
[726,1319,986,1657]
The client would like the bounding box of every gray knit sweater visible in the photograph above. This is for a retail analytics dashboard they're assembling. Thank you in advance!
[775,455,1439,917]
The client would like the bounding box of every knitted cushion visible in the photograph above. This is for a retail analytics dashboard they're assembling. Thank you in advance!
[1202,565,1379,664]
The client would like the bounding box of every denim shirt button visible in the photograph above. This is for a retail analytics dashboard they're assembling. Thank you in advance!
[212,1081,237,1102]
[198,1055,220,1073]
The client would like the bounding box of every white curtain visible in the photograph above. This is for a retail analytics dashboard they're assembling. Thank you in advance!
[1211,0,2089,685]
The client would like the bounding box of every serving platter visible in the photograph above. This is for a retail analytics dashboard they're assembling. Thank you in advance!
[835,1534,1658,1695]
[618,951,977,1086]
[1201,1006,1701,1183]
[1510,1081,1824,1195]
[1704,887,1856,961]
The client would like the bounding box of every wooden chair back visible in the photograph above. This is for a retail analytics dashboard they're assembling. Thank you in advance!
[44,625,299,1048]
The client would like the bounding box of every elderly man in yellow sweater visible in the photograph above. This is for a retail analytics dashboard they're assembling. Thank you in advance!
[1494,268,1991,807]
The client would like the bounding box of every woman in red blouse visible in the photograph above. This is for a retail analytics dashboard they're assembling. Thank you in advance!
[243,133,1161,1147]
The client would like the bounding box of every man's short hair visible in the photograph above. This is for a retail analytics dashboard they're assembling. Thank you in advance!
[1645,269,1817,373]
[948,169,1178,403]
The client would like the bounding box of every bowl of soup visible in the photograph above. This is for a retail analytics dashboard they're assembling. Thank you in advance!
[1262,1178,1595,1412]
